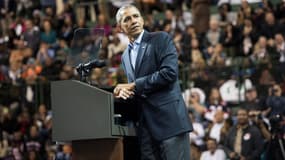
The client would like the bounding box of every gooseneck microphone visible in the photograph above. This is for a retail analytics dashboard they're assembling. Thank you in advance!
[76,59,107,81]
[79,59,107,70]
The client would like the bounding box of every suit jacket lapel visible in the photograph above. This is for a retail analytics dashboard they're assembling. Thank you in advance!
[135,31,150,75]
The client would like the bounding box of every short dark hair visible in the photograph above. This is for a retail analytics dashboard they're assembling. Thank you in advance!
[206,137,217,144]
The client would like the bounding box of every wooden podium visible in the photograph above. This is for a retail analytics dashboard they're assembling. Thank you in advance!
[51,80,136,160]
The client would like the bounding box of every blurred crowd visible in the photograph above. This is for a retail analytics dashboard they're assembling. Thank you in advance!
[0,0,285,160]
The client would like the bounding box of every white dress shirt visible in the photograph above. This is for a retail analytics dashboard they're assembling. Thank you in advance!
[200,149,226,160]
[128,30,144,69]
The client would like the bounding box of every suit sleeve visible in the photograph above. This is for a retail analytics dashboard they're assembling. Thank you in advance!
[135,32,178,96]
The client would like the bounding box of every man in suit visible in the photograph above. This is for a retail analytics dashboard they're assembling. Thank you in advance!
[113,4,193,160]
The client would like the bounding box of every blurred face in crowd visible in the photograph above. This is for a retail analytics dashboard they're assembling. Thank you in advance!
[220,4,230,14]
[248,109,261,122]
[258,36,267,48]
[265,12,275,25]
[25,19,33,31]
[43,20,52,32]
[244,18,252,28]
[30,125,39,138]
[28,151,37,160]
[13,131,22,142]
[191,38,199,49]
[98,14,107,25]
[117,6,144,42]
[209,19,219,31]
[38,104,47,115]
[45,7,54,17]
[214,110,224,123]
[237,109,249,126]
[241,0,249,8]
[165,10,174,20]
[206,139,217,153]
[163,23,172,33]
[190,91,200,103]
[210,88,220,102]
[245,88,257,102]
[275,33,284,46]
[270,84,282,96]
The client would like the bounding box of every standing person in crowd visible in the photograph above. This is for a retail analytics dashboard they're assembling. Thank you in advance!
[248,108,271,141]
[243,87,261,110]
[206,110,231,145]
[275,0,285,24]
[113,4,193,160]
[260,12,283,40]
[223,108,264,160]
[188,111,205,150]
[203,19,225,48]
[274,33,285,64]
[265,83,285,117]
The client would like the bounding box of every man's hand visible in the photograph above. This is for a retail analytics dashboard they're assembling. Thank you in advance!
[229,152,237,159]
[240,156,246,160]
[114,83,135,100]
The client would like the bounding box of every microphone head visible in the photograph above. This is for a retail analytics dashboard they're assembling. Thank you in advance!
[83,59,107,69]
[95,59,107,68]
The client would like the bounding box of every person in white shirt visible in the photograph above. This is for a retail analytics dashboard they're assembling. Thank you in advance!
[189,111,205,147]
[200,138,226,160]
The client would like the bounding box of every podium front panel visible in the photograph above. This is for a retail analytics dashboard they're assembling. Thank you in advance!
[51,80,114,141]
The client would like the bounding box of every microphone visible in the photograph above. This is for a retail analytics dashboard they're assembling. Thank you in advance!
[82,59,107,70]
[76,59,107,75]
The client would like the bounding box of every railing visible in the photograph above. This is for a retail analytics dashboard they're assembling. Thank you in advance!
[1,56,282,108]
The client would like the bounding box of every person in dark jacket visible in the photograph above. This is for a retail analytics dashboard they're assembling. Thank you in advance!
[223,108,264,160]
[113,4,193,160]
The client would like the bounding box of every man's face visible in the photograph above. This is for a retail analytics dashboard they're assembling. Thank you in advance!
[237,109,248,125]
[275,34,284,45]
[206,140,217,153]
[214,110,224,123]
[245,89,257,102]
[119,7,144,39]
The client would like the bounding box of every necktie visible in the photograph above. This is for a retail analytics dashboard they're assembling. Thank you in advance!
[234,127,243,154]
[129,42,138,69]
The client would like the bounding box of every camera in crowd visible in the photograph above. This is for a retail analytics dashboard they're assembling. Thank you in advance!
[248,108,263,122]
[269,114,284,134]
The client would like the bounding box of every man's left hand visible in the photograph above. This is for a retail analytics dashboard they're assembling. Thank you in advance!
[114,83,135,99]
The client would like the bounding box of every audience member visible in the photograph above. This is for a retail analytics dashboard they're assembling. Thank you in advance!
[223,108,265,160]
[200,138,226,160]
[206,110,231,144]
[1,1,284,159]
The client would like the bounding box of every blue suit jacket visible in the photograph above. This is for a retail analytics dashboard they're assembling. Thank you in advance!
[121,31,193,141]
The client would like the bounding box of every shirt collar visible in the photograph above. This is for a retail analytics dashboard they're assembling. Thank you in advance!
[128,30,144,49]
[236,124,248,130]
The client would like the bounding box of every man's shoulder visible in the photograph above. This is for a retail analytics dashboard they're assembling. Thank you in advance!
[247,125,261,133]
[146,31,171,43]
[149,31,170,38]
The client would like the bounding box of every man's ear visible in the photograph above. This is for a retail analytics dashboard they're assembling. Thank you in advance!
[116,24,123,33]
